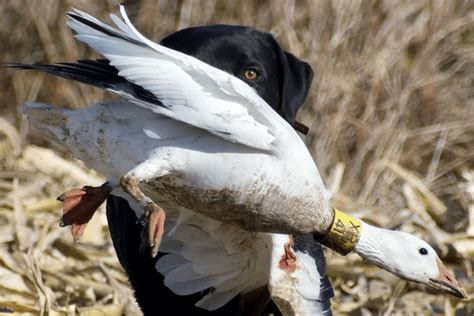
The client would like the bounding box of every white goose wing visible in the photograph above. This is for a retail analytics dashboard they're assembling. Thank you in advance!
[66,5,281,151]
[156,209,272,311]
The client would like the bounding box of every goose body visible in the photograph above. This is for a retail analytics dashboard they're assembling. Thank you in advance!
[26,100,331,235]
[24,100,334,313]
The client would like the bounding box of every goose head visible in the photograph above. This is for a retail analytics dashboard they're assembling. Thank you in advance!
[354,222,466,298]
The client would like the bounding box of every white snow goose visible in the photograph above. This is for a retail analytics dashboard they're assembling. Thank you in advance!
[13,5,466,313]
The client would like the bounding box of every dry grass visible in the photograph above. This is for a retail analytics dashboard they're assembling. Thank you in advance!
[1,0,473,315]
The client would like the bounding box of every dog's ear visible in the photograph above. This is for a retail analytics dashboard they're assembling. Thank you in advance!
[275,47,314,125]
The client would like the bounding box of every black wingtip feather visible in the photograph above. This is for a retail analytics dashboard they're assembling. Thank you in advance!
[8,60,164,107]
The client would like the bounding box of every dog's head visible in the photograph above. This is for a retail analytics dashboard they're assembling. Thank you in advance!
[161,25,313,125]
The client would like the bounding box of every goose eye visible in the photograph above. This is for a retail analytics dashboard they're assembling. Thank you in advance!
[243,69,258,80]
[419,248,428,255]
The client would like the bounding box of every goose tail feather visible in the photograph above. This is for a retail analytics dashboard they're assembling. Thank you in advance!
[20,102,69,144]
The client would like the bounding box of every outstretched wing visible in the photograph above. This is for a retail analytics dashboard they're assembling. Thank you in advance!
[64,5,282,151]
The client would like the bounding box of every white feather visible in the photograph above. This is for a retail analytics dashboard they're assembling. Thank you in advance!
[150,205,273,308]
[164,266,242,295]
[157,238,183,253]
[293,251,321,300]
[195,290,241,311]
[66,6,283,151]
[155,253,190,275]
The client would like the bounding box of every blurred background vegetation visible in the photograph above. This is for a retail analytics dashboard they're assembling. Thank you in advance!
[1,0,473,314]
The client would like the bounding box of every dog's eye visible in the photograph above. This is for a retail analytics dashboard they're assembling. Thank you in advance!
[243,69,258,80]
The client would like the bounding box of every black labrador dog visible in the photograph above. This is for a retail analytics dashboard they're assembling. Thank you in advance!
[105,25,332,315]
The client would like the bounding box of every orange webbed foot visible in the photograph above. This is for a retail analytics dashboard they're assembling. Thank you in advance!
[147,203,166,257]
[58,182,112,241]
[120,175,166,257]
[138,201,166,257]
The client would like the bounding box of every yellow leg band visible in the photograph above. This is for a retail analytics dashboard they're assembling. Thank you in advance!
[320,209,361,255]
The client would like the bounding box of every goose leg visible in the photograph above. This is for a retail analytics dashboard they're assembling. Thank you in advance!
[58,182,112,241]
[120,174,166,257]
